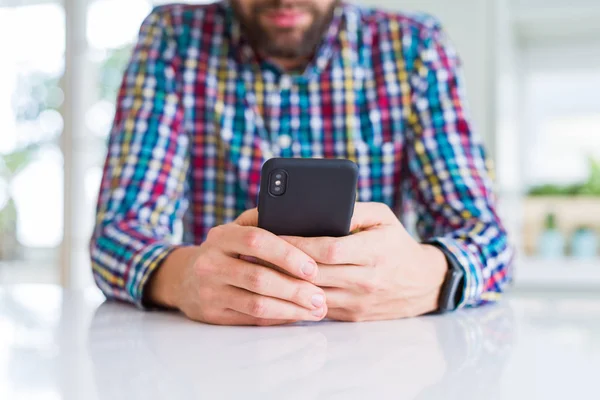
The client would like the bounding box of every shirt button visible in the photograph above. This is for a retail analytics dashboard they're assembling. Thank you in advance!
[278,134,292,149]
[280,75,292,90]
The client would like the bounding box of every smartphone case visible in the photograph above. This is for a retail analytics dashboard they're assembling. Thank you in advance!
[258,158,358,237]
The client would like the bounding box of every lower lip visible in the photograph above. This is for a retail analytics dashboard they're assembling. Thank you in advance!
[263,11,307,28]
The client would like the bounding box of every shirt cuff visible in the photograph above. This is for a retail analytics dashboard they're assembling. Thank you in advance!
[127,242,180,309]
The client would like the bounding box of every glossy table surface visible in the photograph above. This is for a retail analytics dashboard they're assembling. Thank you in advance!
[2,285,600,400]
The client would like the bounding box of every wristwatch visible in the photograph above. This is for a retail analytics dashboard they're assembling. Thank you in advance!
[429,244,465,313]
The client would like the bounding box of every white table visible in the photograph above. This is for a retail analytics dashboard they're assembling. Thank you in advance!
[1,285,600,400]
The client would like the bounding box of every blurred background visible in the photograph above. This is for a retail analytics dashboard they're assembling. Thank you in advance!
[0,0,599,291]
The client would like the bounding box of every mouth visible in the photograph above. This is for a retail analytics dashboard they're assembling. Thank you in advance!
[261,9,311,29]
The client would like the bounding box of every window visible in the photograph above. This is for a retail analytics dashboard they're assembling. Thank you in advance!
[72,0,213,287]
[0,0,207,284]
[525,70,600,187]
[0,2,64,278]
[519,40,600,259]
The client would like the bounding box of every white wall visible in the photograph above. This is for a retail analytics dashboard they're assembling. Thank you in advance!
[353,0,497,153]
[494,0,520,195]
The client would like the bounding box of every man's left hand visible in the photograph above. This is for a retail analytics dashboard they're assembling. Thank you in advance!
[282,202,449,322]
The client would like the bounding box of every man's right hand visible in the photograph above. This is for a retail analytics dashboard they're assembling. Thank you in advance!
[145,209,327,326]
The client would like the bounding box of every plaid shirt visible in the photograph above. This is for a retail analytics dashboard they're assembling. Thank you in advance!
[90,1,513,309]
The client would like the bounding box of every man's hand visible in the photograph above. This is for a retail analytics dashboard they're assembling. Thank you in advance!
[282,203,448,322]
[146,209,327,326]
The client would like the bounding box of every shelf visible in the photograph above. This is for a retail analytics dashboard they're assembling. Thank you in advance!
[514,258,600,289]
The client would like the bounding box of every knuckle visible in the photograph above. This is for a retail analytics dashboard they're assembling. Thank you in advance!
[291,283,306,304]
[244,230,265,251]
[247,270,270,291]
[206,224,225,243]
[358,278,378,295]
[358,268,380,294]
[325,240,343,264]
[281,246,297,268]
[249,298,267,318]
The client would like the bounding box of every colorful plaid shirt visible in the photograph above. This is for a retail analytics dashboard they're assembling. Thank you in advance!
[90,1,513,309]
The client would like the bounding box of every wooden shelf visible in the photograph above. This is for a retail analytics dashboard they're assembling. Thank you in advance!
[514,257,600,289]
[522,197,600,256]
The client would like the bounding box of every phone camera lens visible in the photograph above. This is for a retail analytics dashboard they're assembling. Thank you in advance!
[270,170,287,196]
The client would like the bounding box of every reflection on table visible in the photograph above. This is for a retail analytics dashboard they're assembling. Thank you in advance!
[88,299,514,400]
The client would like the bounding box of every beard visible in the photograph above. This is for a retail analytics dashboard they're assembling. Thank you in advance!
[231,0,339,59]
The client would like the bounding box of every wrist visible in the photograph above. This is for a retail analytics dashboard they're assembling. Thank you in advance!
[421,244,449,283]
[418,244,449,311]
[145,246,196,309]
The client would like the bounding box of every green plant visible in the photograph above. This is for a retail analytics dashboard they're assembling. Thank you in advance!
[0,199,17,232]
[99,45,133,101]
[544,213,557,231]
[528,184,583,197]
[528,157,600,197]
[581,157,600,195]
[0,145,38,179]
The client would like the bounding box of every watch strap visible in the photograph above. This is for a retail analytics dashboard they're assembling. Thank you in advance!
[428,242,466,312]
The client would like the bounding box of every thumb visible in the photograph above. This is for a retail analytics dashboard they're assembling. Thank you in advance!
[349,202,397,232]
[235,208,259,227]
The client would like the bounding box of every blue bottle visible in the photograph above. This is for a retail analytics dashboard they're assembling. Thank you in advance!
[570,227,598,259]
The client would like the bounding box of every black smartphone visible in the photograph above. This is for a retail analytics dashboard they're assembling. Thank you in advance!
[258,158,359,237]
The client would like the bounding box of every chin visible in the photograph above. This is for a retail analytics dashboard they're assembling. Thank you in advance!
[267,26,306,38]
[274,43,306,56]
[266,33,300,45]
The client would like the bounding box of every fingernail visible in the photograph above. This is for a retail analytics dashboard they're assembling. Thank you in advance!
[301,261,316,277]
[311,294,325,308]
[312,307,325,318]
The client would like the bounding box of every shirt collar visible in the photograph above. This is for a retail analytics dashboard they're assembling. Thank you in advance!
[220,1,359,78]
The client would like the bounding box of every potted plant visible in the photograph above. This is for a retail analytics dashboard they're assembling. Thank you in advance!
[0,145,39,260]
[537,212,565,259]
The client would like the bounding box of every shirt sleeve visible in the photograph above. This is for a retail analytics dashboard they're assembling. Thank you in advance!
[89,7,189,308]
[403,19,514,308]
